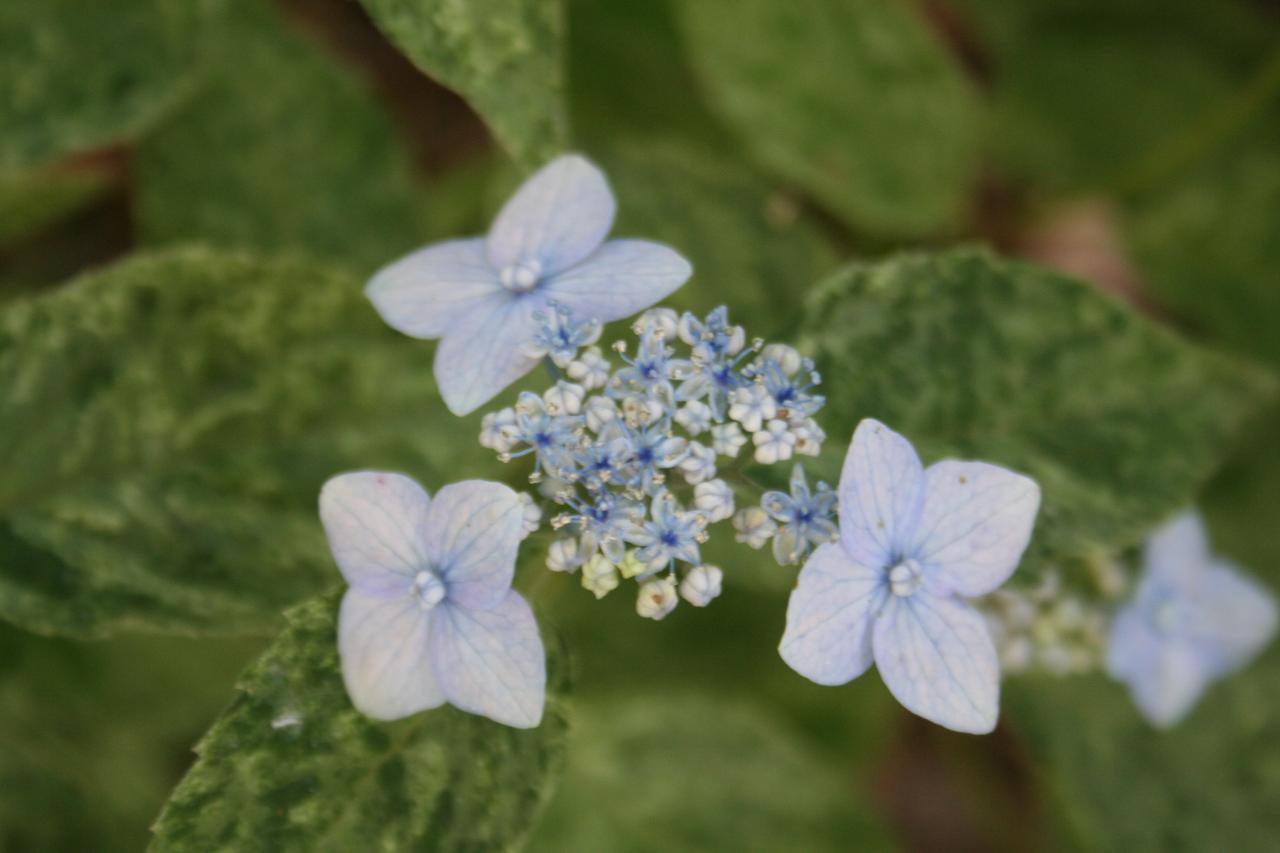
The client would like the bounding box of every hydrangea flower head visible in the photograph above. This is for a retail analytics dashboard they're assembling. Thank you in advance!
[319,472,545,728]
[1107,511,1276,728]
[366,155,692,415]
[780,419,1041,733]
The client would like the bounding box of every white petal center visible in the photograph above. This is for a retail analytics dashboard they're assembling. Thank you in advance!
[499,259,543,293]
[413,570,447,610]
[888,558,924,598]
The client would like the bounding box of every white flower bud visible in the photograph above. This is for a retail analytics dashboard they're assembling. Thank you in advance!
[567,346,611,390]
[676,312,701,345]
[693,479,735,523]
[584,395,618,432]
[710,422,748,457]
[547,537,582,573]
[544,380,585,416]
[674,400,713,435]
[728,384,776,432]
[479,408,518,452]
[752,419,796,464]
[680,564,723,607]
[725,325,746,355]
[636,307,679,340]
[679,442,717,484]
[793,417,825,456]
[636,575,679,620]
[517,492,541,538]
[762,343,802,375]
[581,554,620,599]
[733,506,777,549]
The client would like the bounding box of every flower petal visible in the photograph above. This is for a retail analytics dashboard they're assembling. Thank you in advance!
[1107,604,1202,728]
[1142,511,1211,589]
[431,592,546,728]
[424,481,524,610]
[907,461,1040,597]
[319,471,430,595]
[365,238,503,339]
[433,292,543,415]
[838,419,925,568]
[338,586,444,721]
[541,239,692,322]
[1186,561,1277,678]
[779,542,884,685]
[873,591,999,734]
[486,154,616,277]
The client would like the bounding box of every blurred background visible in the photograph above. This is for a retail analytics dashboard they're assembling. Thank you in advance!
[2,0,1278,850]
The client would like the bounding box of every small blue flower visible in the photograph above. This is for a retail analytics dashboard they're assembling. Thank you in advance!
[366,155,692,415]
[747,354,825,418]
[1107,512,1276,728]
[608,328,684,400]
[506,392,582,478]
[779,419,1041,734]
[626,489,704,570]
[529,301,602,369]
[559,490,641,564]
[761,464,838,565]
[319,472,544,727]
[618,421,688,494]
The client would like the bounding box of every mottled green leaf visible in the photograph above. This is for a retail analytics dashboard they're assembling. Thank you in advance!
[527,692,894,852]
[0,248,494,638]
[675,0,979,236]
[359,0,567,167]
[0,623,262,853]
[134,0,425,269]
[800,249,1269,566]
[0,0,204,168]
[151,592,569,852]
[1007,651,1280,851]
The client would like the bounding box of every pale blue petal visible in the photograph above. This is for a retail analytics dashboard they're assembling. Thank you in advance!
[873,591,999,734]
[430,592,546,728]
[779,542,884,685]
[540,240,692,322]
[838,419,925,568]
[1142,511,1210,591]
[338,586,445,721]
[319,471,430,596]
[907,461,1040,597]
[1127,639,1211,729]
[1105,604,1160,683]
[1186,561,1277,678]
[486,155,615,277]
[365,238,502,339]
[434,292,544,415]
[424,481,524,610]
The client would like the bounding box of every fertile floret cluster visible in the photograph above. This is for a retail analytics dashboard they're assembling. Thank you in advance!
[478,304,830,617]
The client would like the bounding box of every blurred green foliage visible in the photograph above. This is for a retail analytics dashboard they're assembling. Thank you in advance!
[1,0,1279,849]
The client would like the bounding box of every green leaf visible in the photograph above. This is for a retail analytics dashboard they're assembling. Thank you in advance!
[134,0,426,269]
[359,0,568,167]
[601,140,839,330]
[0,0,203,167]
[0,248,495,638]
[1006,652,1280,850]
[0,168,109,249]
[150,592,570,852]
[0,624,262,853]
[674,0,980,236]
[959,0,1273,195]
[800,249,1269,566]
[526,692,894,852]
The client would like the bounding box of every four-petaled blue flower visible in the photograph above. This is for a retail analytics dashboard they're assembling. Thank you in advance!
[366,155,693,415]
[780,419,1040,734]
[320,472,545,728]
[1107,511,1276,728]
[761,463,838,566]
[626,490,704,571]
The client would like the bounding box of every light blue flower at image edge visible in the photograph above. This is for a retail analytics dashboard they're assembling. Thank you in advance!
[1107,511,1277,728]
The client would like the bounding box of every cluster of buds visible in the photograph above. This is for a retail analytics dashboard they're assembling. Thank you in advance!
[478,304,829,617]
[981,571,1108,676]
